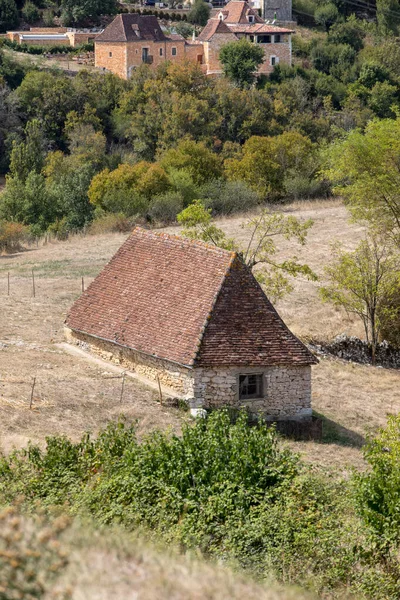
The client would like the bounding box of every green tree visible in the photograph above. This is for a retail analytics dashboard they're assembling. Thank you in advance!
[21,0,39,23]
[327,15,366,52]
[225,132,314,200]
[376,0,400,34]
[9,119,46,182]
[0,0,18,32]
[320,236,400,363]
[314,3,339,30]
[60,0,117,25]
[323,117,400,247]
[160,139,222,185]
[187,0,210,26]
[178,200,316,302]
[219,38,265,89]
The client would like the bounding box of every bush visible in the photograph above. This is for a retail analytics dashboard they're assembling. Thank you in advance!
[149,191,184,223]
[42,8,55,26]
[200,179,260,215]
[88,212,135,234]
[0,506,70,599]
[0,220,28,253]
[284,174,331,200]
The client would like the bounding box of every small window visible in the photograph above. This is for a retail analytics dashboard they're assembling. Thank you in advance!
[172,47,177,56]
[270,55,279,66]
[159,47,163,56]
[109,51,112,57]
[249,34,254,42]
[248,14,254,22]
[239,374,263,400]
[258,34,271,43]
[274,34,281,43]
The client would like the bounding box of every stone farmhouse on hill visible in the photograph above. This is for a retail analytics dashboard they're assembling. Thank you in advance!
[94,2,293,79]
[65,227,317,420]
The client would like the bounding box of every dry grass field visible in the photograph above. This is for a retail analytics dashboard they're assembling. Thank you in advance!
[0,199,399,471]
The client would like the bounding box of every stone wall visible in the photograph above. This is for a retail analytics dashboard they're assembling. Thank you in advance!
[192,365,312,420]
[65,328,195,397]
[95,42,127,78]
[64,328,312,420]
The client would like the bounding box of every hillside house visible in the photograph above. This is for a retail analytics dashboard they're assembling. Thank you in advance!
[65,228,317,420]
[94,2,293,79]
[94,13,203,79]
[198,0,293,75]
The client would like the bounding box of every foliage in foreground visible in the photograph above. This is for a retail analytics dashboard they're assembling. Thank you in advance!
[1,411,400,598]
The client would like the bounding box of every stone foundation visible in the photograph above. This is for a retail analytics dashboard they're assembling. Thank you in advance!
[64,329,312,420]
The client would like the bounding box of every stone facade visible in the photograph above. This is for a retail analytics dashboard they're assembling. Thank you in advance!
[65,328,311,420]
[95,39,203,80]
[192,365,311,419]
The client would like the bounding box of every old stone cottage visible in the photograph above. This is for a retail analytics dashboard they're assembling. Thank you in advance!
[65,228,317,420]
[95,2,293,79]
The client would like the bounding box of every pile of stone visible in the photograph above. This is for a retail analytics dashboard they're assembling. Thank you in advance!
[309,334,400,369]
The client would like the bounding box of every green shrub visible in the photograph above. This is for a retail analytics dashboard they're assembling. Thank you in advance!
[0,220,28,253]
[88,211,134,234]
[200,179,260,215]
[149,191,184,223]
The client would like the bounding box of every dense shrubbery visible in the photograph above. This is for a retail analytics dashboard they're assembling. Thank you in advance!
[3,38,94,55]
[2,411,400,597]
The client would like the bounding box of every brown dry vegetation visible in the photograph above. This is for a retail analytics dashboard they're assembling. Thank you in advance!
[0,199,399,471]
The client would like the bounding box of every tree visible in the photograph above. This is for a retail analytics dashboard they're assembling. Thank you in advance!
[319,236,400,363]
[327,15,366,52]
[187,0,210,26]
[177,200,316,302]
[323,117,400,248]
[21,1,39,23]
[60,0,117,25]
[225,132,314,200]
[219,38,265,89]
[160,140,222,185]
[314,3,339,30]
[0,0,18,32]
[9,119,46,182]
[88,162,170,215]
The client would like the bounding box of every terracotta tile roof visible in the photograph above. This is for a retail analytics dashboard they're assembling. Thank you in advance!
[229,23,294,33]
[196,257,317,367]
[218,0,264,24]
[96,14,166,43]
[66,228,316,368]
[197,18,236,41]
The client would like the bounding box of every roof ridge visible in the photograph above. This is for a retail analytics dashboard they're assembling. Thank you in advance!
[191,251,237,366]
[132,226,237,257]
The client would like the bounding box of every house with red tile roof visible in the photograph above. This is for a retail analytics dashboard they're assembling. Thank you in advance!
[65,227,316,420]
[199,0,294,75]
[95,13,203,79]
[94,2,293,79]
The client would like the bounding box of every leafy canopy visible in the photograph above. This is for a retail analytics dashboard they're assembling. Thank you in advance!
[219,38,265,89]
[178,200,316,302]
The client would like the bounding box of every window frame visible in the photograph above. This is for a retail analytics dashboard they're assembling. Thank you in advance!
[238,373,264,401]
[171,46,177,56]
[270,55,279,66]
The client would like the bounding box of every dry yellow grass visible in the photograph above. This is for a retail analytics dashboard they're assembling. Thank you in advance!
[0,199,399,470]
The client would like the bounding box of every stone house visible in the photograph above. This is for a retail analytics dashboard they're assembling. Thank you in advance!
[94,13,203,80]
[198,0,293,76]
[94,2,293,79]
[65,228,317,420]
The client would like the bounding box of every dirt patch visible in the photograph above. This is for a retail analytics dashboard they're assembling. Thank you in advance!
[0,202,399,469]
